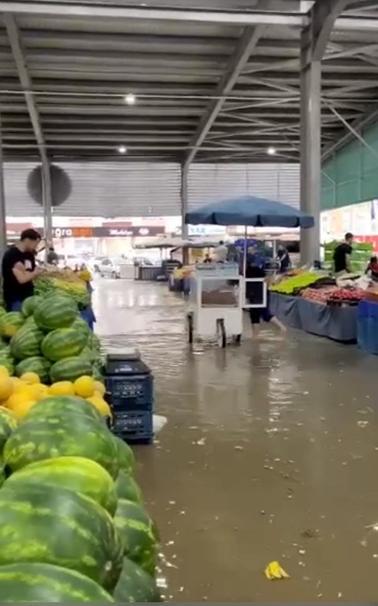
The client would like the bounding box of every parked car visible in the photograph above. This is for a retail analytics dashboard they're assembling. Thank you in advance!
[98,257,122,279]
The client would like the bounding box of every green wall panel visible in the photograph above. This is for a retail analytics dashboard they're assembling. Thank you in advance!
[321,122,378,210]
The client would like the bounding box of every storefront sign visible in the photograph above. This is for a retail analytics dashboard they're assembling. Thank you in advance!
[50,226,164,238]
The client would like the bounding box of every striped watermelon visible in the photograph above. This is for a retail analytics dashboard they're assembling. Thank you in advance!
[0,483,123,589]
[42,328,88,361]
[114,499,158,576]
[25,395,102,423]
[0,355,14,375]
[15,356,50,383]
[3,456,118,515]
[10,324,44,360]
[0,563,114,602]
[4,411,120,478]
[115,470,143,504]
[114,557,161,602]
[21,295,43,318]
[114,436,136,475]
[71,316,91,338]
[34,295,78,331]
[0,312,24,338]
[50,356,93,383]
[0,406,17,452]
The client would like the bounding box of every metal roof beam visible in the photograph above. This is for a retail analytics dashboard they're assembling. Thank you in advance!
[3,13,46,159]
[0,3,307,27]
[184,24,265,166]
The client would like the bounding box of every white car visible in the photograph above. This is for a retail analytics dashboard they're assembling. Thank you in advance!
[98,257,123,279]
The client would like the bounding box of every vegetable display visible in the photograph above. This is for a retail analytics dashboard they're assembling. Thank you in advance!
[270,271,324,295]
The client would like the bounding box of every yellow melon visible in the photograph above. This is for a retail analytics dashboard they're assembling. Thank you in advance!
[20,372,40,385]
[10,399,38,420]
[94,380,106,397]
[49,381,75,397]
[87,395,112,418]
[0,377,14,402]
[74,375,95,398]
[0,365,10,379]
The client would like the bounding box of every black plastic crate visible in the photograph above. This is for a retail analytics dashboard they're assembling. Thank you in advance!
[112,410,153,444]
[105,359,153,410]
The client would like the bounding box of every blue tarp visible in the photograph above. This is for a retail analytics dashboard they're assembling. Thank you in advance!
[186,195,314,228]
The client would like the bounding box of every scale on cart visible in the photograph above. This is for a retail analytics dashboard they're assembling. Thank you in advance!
[104,350,153,444]
[186,263,266,347]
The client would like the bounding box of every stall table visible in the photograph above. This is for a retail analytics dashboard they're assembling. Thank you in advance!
[270,292,358,343]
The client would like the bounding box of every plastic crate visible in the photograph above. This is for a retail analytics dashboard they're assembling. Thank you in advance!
[357,300,378,355]
[112,410,153,443]
[105,359,153,410]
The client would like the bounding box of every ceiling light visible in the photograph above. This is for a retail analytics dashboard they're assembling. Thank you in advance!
[124,93,136,105]
[118,145,127,154]
[267,146,276,156]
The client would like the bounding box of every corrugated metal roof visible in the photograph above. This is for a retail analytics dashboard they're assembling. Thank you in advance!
[4,161,299,217]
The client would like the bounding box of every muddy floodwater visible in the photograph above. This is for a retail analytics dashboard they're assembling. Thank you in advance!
[94,278,378,602]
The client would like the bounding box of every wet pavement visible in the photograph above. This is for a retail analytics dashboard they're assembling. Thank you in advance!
[93,278,378,602]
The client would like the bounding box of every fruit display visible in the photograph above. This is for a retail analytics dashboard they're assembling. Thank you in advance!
[0,393,161,602]
[327,287,366,304]
[35,269,91,309]
[0,293,102,385]
[270,271,325,295]
[301,286,337,304]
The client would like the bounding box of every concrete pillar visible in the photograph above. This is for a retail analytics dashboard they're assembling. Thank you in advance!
[180,163,189,264]
[0,114,7,254]
[41,157,53,244]
[300,33,321,264]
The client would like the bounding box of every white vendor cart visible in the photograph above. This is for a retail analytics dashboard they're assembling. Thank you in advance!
[186,263,266,347]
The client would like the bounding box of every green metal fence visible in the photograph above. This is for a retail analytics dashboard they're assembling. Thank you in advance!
[322,122,378,210]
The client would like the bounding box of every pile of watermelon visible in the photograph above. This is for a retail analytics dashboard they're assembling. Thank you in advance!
[0,293,102,383]
[0,394,161,602]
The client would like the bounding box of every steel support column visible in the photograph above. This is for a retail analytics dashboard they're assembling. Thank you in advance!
[41,158,53,244]
[0,114,6,254]
[300,54,321,264]
[180,163,189,264]
[300,0,350,264]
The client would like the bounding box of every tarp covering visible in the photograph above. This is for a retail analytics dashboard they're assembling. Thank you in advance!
[186,195,314,228]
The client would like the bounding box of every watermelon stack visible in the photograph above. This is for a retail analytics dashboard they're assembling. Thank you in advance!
[0,395,161,602]
[3,294,103,384]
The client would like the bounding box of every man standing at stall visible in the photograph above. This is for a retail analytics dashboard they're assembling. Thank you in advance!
[1,228,42,311]
[333,232,354,274]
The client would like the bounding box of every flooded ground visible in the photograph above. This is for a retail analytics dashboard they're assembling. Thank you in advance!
[93,278,378,602]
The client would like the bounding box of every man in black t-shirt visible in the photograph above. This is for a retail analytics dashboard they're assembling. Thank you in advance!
[333,232,354,274]
[2,229,42,311]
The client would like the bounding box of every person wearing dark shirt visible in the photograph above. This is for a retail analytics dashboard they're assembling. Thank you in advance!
[2,229,42,311]
[46,246,59,265]
[276,246,291,273]
[333,232,354,274]
[245,263,286,338]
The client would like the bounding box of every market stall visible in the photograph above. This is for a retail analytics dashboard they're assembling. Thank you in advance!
[270,271,375,343]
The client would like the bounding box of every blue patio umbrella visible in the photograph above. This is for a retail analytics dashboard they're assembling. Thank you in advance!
[185,195,314,228]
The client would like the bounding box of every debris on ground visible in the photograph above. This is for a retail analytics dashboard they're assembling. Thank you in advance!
[264,561,290,580]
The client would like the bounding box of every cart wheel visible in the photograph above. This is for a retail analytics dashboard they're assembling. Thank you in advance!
[233,334,242,345]
[216,318,226,348]
[187,313,194,344]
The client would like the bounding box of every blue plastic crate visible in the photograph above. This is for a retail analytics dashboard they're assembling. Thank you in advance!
[106,374,153,410]
[357,300,378,354]
[112,410,153,443]
[105,359,153,410]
